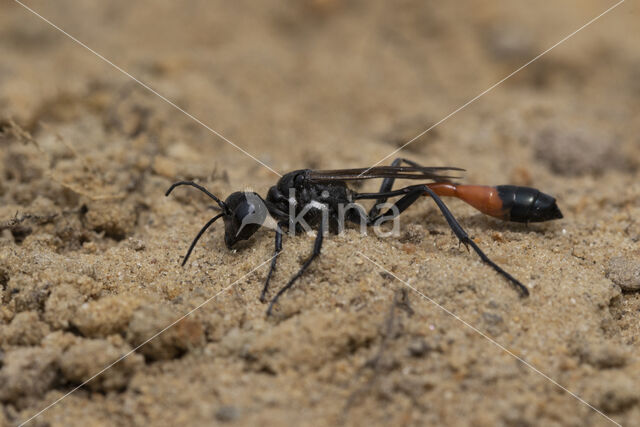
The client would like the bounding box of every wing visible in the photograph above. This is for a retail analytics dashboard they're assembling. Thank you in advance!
[308,166,464,182]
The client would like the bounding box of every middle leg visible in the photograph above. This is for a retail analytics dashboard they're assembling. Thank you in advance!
[368,158,427,218]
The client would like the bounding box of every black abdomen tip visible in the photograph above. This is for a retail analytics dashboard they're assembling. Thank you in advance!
[497,185,563,223]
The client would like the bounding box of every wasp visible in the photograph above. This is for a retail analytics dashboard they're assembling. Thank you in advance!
[166,158,562,315]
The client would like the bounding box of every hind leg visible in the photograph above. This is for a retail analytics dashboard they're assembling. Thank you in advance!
[368,184,529,296]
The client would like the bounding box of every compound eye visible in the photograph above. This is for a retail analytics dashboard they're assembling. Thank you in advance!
[294,174,305,187]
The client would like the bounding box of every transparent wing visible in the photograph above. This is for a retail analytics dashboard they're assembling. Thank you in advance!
[308,166,464,182]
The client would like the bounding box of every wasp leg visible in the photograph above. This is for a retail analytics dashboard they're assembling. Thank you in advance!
[266,222,325,316]
[369,158,403,218]
[261,221,287,303]
[368,158,424,218]
[371,185,529,297]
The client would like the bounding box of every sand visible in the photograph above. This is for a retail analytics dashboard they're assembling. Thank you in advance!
[1,1,639,426]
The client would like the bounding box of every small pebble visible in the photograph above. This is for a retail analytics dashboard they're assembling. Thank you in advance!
[482,312,503,326]
[128,237,146,251]
[606,256,640,291]
[408,340,432,357]
[215,405,239,422]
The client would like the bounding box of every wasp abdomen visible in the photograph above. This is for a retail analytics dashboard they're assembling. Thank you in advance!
[427,183,563,223]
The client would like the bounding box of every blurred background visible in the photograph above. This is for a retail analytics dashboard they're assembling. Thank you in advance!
[2,0,638,185]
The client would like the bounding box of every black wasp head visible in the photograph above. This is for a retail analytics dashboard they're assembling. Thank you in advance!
[222,191,269,248]
[165,182,275,265]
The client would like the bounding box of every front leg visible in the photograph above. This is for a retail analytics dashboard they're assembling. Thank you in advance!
[260,221,287,302]
[266,222,325,316]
